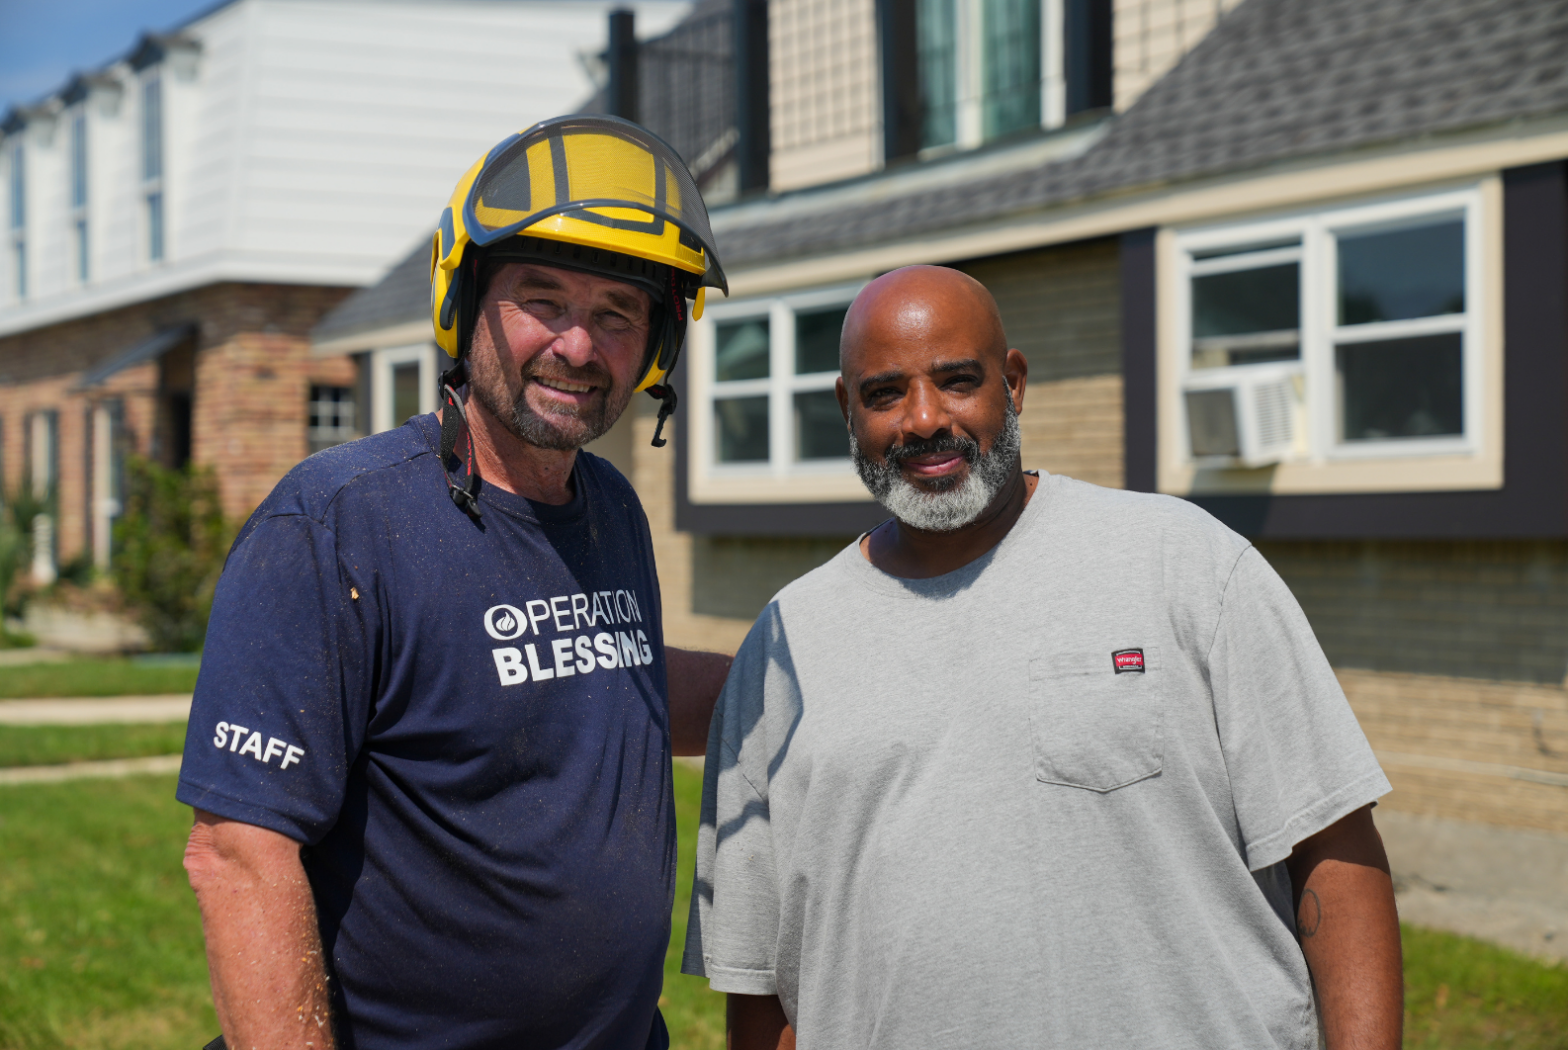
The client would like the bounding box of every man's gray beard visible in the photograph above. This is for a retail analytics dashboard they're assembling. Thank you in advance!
[850,400,1021,532]
[469,354,633,452]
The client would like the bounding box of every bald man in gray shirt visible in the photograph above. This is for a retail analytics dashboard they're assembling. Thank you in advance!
[683,266,1402,1050]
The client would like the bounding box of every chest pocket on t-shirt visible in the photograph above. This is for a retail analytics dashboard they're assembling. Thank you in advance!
[1028,648,1163,792]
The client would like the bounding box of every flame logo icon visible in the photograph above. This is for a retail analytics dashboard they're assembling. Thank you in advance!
[483,604,527,641]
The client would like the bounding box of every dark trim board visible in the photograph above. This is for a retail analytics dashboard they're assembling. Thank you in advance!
[1120,228,1158,493]
[671,355,888,537]
[1125,161,1568,539]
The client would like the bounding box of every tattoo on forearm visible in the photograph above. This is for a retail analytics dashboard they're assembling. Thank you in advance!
[1297,887,1322,939]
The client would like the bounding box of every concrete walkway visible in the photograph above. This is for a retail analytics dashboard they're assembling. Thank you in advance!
[0,754,182,785]
[0,694,192,724]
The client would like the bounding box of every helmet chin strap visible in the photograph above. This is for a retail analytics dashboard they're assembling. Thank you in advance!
[439,252,484,522]
[438,358,483,521]
[644,266,684,448]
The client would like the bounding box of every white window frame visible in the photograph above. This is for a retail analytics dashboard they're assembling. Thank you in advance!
[141,71,166,264]
[1160,179,1503,496]
[70,108,90,284]
[922,0,1065,154]
[371,343,438,433]
[688,282,876,505]
[7,140,25,301]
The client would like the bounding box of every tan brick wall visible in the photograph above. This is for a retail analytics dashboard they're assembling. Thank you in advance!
[633,410,758,654]
[1019,374,1124,488]
[1341,668,1568,835]
[0,281,355,558]
[1258,540,1568,686]
[957,238,1123,382]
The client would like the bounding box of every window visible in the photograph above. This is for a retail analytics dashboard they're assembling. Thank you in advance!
[142,75,164,262]
[695,285,865,491]
[70,111,89,282]
[1173,186,1486,479]
[8,141,23,299]
[308,386,358,452]
[918,0,1056,151]
[370,344,438,433]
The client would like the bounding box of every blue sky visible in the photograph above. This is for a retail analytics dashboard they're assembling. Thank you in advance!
[0,0,221,111]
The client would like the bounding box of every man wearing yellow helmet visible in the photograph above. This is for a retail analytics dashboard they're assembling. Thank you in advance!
[177,117,731,1050]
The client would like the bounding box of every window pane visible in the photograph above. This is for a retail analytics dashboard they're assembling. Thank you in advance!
[76,220,88,282]
[715,318,769,381]
[13,240,24,298]
[1337,333,1462,441]
[1338,220,1464,325]
[142,77,163,182]
[795,305,846,374]
[9,144,23,230]
[71,114,87,208]
[1191,262,1300,368]
[715,396,769,462]
[393,363,421,425]
[1193,263,1299,337]
[982,0,1041,140]
[918,0,957,148]
[147,192,164,261]
[794,390,847,460]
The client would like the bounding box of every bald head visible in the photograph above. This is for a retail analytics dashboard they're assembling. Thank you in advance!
[840,265,1007,375]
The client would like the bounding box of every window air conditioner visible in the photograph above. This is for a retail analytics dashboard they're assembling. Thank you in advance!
[1182,364,1302,468]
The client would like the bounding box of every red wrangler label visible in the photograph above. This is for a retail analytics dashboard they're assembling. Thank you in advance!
[1112,648,1145,674]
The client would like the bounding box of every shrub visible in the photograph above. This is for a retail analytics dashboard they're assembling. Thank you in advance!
[111,457,230,653]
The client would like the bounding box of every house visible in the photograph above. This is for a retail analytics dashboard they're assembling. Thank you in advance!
[319,0,1568,954]
[0,0,687,579]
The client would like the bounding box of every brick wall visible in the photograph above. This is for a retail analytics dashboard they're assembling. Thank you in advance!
[1258,540,1568,686]
[957,238,1123,382]
[1340,668,1568,835]
[1254,540,1568,834]
[0,281,355,560]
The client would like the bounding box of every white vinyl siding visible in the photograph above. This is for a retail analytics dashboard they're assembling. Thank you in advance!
[0,0,689,335]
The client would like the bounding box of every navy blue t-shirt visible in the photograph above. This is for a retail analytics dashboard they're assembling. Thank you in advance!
[177,415,674,1050]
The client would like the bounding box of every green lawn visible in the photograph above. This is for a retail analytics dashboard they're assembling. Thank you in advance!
[0,660,200,699]
[2,764,1564,1049]
[0,723,188,768]
[1403,923,1568,1049]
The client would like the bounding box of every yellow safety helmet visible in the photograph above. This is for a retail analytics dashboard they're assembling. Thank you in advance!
[429,115,728,417]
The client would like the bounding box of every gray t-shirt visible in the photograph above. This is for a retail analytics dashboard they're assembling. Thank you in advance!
[682,474,1390,1050]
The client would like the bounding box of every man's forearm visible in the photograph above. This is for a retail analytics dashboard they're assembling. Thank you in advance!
[727,993,795,1050]
[666,646,733,756]
[185,811,335,1050]
[1286,806,1403,1050]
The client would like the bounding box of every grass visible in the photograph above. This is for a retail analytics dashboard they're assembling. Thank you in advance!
[1403,923,1568,1049]
[0,659,200,700]
[0,775,217,1050]
[0,764,725,1050]
[0,723,188,768]
[2,764,1563,1049]
[665,761,728,1048]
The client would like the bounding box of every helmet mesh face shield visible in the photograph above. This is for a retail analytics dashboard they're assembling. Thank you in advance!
[464,116,726,292]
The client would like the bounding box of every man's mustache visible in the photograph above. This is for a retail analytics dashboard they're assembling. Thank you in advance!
[882,433,980,466]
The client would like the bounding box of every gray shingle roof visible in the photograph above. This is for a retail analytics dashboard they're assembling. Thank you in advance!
[311,234,431,345]
[713,0,1568,268]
